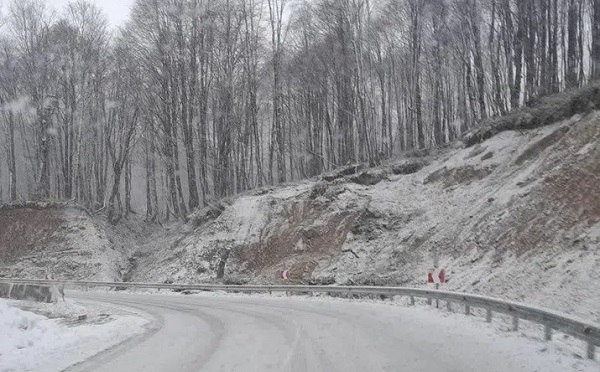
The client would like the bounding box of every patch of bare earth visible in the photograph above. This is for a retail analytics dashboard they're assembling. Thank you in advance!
[479,115,600,256]
[424,166,495,188]
[514,125,572,165]
[232,201,358,280]
[0,208,66,264]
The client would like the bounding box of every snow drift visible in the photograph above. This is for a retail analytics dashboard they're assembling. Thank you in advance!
[0,298,148,372]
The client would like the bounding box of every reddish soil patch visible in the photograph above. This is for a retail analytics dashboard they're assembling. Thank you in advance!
[425,166,495,188]
[497,163,600,256]
[288,260,319,280]
[486,117,600,256]
[0,208,66,263]
[233,201,358,279]
[514,126,571,165]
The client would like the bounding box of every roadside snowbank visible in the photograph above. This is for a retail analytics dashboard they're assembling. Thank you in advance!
[0,299,149,372]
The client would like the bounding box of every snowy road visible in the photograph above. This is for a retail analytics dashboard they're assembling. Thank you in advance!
[65,291,595,372]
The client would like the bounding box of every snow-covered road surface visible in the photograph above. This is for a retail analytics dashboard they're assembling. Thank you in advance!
[64,291,598,372]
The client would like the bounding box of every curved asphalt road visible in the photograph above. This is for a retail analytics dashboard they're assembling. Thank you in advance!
[64,291,583,372]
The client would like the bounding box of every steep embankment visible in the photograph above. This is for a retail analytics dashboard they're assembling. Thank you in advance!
[3,86,599,322]
[134,108,600,321]
[0,203,139,281]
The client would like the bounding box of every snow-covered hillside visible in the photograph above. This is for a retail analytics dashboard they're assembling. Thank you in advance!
[1,104,599,324]
[0,204,142,281]
[132,111,600,322]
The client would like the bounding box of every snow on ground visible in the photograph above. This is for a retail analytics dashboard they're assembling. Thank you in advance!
[89,287,600,366]
[0,298,150,372]
[0,207,138,282]
[129,112,600,329]
[391,304,600,372]
[76,289,600,371]
[2,109,598,365]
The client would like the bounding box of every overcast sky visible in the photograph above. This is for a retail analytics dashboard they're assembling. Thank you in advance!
[46,0,134,28]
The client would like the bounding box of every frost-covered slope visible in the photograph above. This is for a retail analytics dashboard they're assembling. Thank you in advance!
[0,204,139,281]
[3,107,598,323]
[133,111,600,321]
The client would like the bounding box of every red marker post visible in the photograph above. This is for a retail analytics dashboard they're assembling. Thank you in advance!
[427,268,446,308]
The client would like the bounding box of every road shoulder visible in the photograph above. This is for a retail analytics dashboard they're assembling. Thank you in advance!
[1,297,153,372]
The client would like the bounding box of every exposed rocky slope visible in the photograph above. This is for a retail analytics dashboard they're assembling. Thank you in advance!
[132,111,600,321]
[0,203,143,281]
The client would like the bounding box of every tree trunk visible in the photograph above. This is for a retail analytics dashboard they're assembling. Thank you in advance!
[125,157,132,217]
[107,162,122,224]
[470,0,487,119]
[512,1,525,109]
[7,111,17,201]
[36,107,52,199]
[593,0,600,80]
[566,0,579,88]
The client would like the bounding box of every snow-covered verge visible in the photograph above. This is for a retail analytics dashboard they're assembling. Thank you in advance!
[382,303,600,372]
[0,298,149,372]
[132,110,600,323]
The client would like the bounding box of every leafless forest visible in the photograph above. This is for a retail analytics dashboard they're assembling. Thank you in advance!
[0,0,599,222]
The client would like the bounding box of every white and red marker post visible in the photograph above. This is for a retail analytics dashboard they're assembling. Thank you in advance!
[427,268,446,285]
[276,269,289,280]
[428,250,446,308]
[427,268,446,308]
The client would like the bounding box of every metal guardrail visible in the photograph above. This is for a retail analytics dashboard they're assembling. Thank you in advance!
[1,278,598,360]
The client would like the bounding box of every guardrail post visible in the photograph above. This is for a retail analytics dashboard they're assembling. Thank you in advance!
[427,297,432,306]
[544,324,552,341]
[446,301,452,312]
[587,342,595,360]
[486,309,492,322]
[512,316,519,332]
[410,296,415,305]
[465,304,470,316]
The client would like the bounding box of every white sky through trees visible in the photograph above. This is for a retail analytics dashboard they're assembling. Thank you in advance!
[46,0,134,28]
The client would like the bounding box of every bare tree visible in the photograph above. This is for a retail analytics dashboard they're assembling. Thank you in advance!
[105,40,140,223]
[1,0,597,222]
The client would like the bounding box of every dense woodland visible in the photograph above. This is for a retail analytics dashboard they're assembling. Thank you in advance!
[0,0,599,222]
